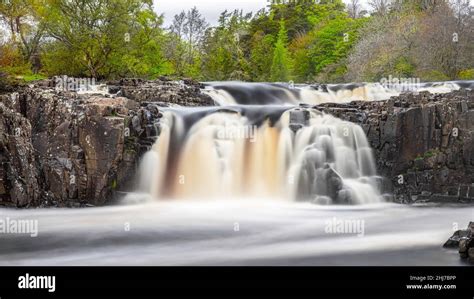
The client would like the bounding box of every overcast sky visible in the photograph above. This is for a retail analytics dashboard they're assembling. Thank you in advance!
[154,0,369,26]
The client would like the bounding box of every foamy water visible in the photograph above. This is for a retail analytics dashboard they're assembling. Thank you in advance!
[0,200,472,266]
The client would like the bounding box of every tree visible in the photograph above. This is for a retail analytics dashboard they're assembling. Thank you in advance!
[249,31,274,82]
[368,0,392,15]
[167,8,208,78]
[200,10,251,81]
[270,21,291,82]
[347,0,363,18]
[414,0,474,79]
[183,7,208,65]
[0,0,44,72]
[38,0,167,79]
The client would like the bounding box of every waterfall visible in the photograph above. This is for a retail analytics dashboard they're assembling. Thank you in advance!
[203,81,473,105]
[138,102,383,204]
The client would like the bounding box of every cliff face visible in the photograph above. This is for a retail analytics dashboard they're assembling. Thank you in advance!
[320,90,474,203]
[0,78,213,207]
[1,78,473,207]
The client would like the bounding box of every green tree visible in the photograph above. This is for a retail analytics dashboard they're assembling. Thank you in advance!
[201,10,251,81]
[270,21,291,82]
[249,31,274,82]
[38,0,168,79]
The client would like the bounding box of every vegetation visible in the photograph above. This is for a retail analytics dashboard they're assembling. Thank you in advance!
[0,0,473,83]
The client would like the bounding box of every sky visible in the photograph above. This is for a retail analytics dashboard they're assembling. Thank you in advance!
[154,0,370,26]
[154,0,268,26]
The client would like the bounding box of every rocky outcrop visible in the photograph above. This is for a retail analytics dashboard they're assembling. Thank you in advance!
[0,99,41,207]
[444,222,474,263]
[2,77,474,207]
[0,78,213,207]
[319,89,474,203]
[108,78,215,106]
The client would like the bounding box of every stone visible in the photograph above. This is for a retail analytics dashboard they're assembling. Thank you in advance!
[289,109,310,132]
[319,89,474,203]
[469,248,474,263]
[0,77,213,207]
[443,230,471,248]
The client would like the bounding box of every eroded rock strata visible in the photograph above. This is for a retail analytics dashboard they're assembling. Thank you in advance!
[1,78,473,207]
[0,78,213,207]
[319,89,474,203]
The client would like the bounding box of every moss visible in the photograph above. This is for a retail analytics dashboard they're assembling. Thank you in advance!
[415,149,440,161]
[111,180,117,190]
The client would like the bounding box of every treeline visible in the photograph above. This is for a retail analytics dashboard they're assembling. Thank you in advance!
[0,0,473,84]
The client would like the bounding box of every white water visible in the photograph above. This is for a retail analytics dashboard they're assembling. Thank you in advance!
[0,201,472,266]
[203,81,474,105]
[137,107,383,204]
[3,80,473,266]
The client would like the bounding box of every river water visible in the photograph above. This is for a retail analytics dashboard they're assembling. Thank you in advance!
[0,200,472,266]
[1,81,473,266]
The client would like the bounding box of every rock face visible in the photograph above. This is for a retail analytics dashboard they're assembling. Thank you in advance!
[319,90,474,203]
[444,222,474,263]
[1,78,474,207]
[0,78,213,207]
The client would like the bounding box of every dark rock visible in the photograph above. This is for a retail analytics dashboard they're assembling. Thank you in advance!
[443,230,471,248]
[0,77,212,207]
[319,89,474,203]
[289,109,310,133]
[445,222,474,262]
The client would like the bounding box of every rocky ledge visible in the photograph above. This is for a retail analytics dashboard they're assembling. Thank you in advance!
[318,89,474,204]
[1,78,474,207]
[444,222,474,263]
[0,77,213,207]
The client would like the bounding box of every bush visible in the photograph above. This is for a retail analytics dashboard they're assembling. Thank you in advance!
[417,70,450,82]
[458,69,474,80]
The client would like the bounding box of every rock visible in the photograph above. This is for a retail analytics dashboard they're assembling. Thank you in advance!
[443,230,471,248]
[289,109,310,132]
[318,89,474,203]
[444,222,474,262]
[0,77,213,207]
[117,78,215,107]
[469,248,474,263]
[2,78,474,207]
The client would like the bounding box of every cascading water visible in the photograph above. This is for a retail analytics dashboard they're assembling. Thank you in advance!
[203,81,474,105]
[136,81,391,204]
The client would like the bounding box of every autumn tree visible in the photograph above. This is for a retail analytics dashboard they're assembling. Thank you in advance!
[0,0,44,72]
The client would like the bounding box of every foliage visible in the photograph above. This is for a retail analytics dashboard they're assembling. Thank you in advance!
[270,21,291,82]
[458,69,474,80]
[0,0,473,83]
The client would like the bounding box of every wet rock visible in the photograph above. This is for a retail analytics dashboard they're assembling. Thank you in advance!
[0,77,212,207]
[445,222,474,262]
[289,109,310,132]
[443,229,471,248]
[117,78,215,107]
[319,89,474,203]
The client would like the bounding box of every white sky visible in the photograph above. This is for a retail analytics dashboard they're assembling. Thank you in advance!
[154,0,268,26]
[154,0,369,26]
